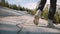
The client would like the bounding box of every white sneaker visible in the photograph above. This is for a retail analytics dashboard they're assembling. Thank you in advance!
[33,9,42,25]
[47,19,55,27]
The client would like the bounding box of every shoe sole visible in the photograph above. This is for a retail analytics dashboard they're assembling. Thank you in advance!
[33,15,39,25]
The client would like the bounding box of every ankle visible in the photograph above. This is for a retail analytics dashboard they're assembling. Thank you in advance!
[48,19,54,26]
[35,9,42,17]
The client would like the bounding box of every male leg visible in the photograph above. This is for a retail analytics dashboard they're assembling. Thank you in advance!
[47,0,57,27]
[33,0,47,25]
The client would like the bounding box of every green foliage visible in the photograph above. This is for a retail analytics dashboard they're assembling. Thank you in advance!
[53,12,60,23]
[5,2,9,7]
[25,8,34,15]
[0,1,27,11]
[32,9,37,15]
[0,1,35,14]
[11,4,18,10]
[41,10,49,20]
[0,2,5,6]
[42,10,60,23]
[32,7,60,23]
[0,1,60,23]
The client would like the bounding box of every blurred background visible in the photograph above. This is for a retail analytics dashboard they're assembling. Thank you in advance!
[0,0,60,34]
[0,0,60,23]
